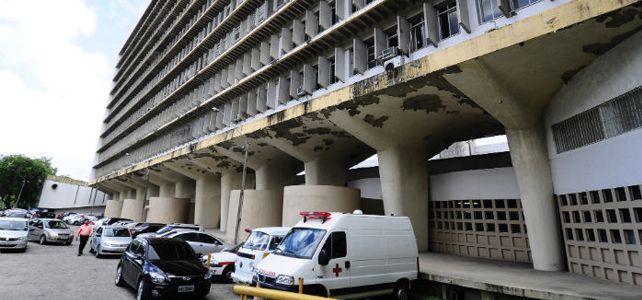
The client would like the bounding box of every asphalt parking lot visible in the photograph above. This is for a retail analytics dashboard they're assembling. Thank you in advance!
[0,233,238,300]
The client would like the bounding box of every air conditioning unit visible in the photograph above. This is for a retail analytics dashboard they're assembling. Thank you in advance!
[383,55,404,71]
[378,46,398,62]
[296,86,306,96]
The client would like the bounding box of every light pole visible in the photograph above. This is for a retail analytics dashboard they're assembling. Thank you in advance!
[234,139,249,245]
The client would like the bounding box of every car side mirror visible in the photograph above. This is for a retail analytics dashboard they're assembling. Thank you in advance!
[318,249,330,266]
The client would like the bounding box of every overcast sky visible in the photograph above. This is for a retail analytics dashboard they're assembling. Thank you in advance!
[0,0,150,181]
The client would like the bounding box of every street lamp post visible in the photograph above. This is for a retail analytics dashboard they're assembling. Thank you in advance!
[15,174,26,208]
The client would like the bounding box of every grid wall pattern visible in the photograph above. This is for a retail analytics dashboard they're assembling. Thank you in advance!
[552,85,642,153]
[429,199,532,263]
[558,184,642,285]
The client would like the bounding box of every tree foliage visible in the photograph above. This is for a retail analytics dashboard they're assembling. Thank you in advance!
[0,155,57,209]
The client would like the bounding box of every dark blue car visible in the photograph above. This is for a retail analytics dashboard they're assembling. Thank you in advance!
[115,237,212,300]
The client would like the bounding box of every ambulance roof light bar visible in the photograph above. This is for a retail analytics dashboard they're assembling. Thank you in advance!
[300,212,331,223]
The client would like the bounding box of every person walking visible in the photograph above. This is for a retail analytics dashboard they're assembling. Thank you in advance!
[76,219,93,256]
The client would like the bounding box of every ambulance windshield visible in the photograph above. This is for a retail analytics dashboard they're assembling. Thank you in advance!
[273,228,326,259]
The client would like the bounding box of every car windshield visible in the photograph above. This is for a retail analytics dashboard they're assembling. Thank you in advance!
[274,228,326,259]
[47,220,68,229]
[148,242,197,261]
[104,228,130,237]
[243,231,270,251]
[0,219,28,231]
[155,225,173,234]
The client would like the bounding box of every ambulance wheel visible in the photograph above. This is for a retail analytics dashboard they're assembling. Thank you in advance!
[391,281,409,300]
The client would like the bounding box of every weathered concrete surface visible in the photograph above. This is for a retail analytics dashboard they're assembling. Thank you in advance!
[146,196,190,224]
[103,199,123,218]
[120,198,143,221]
[419,252,642,300]
[194,173,221,228]
[226,190,284,241]
[281,185,360,227]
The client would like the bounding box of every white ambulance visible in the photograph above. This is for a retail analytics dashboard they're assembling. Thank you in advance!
[231,226,290,284]
[254,211,418,299]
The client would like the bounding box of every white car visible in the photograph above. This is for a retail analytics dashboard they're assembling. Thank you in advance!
[231,227,289,284]
[255,211,418,299]
[201,242,244,282]
[160,229,233,256]
[136,223,204,238]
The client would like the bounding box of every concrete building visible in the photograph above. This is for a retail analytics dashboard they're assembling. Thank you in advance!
[38,175,107,216]
[91,0,642,297]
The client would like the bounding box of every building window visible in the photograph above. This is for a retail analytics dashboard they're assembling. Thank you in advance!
[365,38,378,69]
[331,6,338,26]
[477,0,503,23]
[384,27,398,48]
[329,57,337,85]
[409,14,426,52]
[438,1,459,40]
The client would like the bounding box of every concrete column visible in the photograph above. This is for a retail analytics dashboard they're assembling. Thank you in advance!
[118,191,127,201]
[194,173,221,228]
[159,182,175,197]
[148,184,160,197]
[147,197,190,224]
[221,171,243,232]
[120,199,144,221]
[135,189,145,201]
[226,190,284,241]
[378,144,429,252]
[104,200,123,218]
[256,161,292,190]
[127,189,136,199]
[506,126,564,271]
[176,178,196,223]
[304,156,347,186]
[282,186,360,227]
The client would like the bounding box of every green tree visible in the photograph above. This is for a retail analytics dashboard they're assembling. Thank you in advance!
[0,155,57,209]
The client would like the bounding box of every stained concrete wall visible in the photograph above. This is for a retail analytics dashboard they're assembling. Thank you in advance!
[545,31,642,194]
[281,185,361,227]
[146,197,190,224]
[38,177,108,210]
[226,190,283,241]
[104,200,123,218]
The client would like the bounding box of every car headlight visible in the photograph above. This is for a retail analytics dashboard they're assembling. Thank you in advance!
[275,275,295,285]
[249,262,255,272]
[19,236,28,241]
[49,232,58,238]
[150,271,169,285]
[204,272,212,280]
[101,242,111,247]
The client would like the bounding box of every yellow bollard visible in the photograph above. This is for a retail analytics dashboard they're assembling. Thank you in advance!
[299,277,304,294]
[207,253,211,268]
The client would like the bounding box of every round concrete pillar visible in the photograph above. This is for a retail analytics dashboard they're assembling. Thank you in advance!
[146,197,190,224]
[120,199,144,221]
[282,185,361,227]
[194,174,220,229]
[226,190,283,241]
[104,200,123,218]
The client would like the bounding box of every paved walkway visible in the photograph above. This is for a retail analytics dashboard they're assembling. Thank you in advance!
[419,252,642,300]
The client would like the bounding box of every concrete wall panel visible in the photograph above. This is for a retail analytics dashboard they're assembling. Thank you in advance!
[146,197,190,224]
[104,200,123,218]
[226,190,283,241]
[120,199,144,221]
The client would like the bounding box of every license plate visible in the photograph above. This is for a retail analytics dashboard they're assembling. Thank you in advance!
[178,285,194,293]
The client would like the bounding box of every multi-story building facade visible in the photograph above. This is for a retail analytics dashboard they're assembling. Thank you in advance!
[92,0,642,295]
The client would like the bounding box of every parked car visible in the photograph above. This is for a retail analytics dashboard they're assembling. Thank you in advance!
[89,225,133,258]
[93,217,133,229]
[201,242,244,282]
[28,219,73,245]
[115,237,211,299]
[231,227,289,284]
[137,223,204,238]
[255,212,418,298]
[130,223,166,239]
[57,212,77,220]
[0,217,29,252]
[159,229,233,257]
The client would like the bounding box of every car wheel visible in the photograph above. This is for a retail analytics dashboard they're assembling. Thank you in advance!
[391,281,409,300]
[39,235,47,245]
[74,221,79,226]
[136,278,149,300]
[95,246,101,258]
[115,265,125,287]
[222,266,234,283]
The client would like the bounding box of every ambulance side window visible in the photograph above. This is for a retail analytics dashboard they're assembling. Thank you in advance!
[322,232,347,259]
[269,236,283,250]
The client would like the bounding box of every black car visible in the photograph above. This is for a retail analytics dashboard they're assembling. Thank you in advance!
[103,217,133,225]
[130,223,166,238]
[115,238,211,300]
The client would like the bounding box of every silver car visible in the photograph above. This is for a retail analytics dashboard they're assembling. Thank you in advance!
[28,219,74,245]
[89,226,133,258]
[160,229,234,257]
[0,218,29,252]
